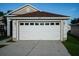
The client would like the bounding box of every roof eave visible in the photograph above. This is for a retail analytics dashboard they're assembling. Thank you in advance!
[4,15,16,17]
[6,16,69,20]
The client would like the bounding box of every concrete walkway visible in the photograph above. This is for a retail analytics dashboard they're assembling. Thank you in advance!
[0,40,70,56]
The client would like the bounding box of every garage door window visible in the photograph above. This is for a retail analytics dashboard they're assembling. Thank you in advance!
[50,23,54,25]
[30,23,34,25]
[40,23,44,25]
[45,23,49,25]
[56,23,59,25]
[20,23,24,25]
[25,23,29,25]
[35,23,39,25]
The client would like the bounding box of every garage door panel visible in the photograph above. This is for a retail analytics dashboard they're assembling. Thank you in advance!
[19,21,60,40]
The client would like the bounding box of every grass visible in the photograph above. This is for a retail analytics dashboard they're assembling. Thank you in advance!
[0,45,6,48]
[63,33,79,56]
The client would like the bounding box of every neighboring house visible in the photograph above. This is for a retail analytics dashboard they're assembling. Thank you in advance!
[6,4,69,41]
[0,16,5,36]
[71,24,79,37]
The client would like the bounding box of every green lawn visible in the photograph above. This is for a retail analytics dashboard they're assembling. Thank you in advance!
[63,33,79,56]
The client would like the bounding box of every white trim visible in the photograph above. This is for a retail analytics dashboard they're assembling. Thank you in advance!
[8,17,69,20]
[16,20,19,41]
[60,20,64,41]
[12,20,16,40]
[6,4,39,15]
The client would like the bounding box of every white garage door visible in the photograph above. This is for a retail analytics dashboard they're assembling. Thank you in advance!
[19,21,60,40]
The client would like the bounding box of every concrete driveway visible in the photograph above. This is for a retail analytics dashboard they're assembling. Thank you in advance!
[0,40,70,56]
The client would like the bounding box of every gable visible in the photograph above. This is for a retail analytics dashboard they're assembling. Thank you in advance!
[9,5,38,15]
[6,4,69,20]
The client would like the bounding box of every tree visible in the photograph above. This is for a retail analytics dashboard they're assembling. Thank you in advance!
[0,11,7,25]
[7,10,12,13]
[0,11,4,16]
[71,18,79,24]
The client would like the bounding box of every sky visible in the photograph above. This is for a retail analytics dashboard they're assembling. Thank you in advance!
[0,3,79,24]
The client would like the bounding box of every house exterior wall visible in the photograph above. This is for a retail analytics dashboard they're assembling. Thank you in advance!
[71,25,79,37]
[7,17,68,41]
[64,25,71,40]
[60,20,68,41]
[6,4,69,41]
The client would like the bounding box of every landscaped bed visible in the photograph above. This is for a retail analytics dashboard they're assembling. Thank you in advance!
[0,45,7,48]
[7,39,16,42]
[0,36,10,41]
[63,32,79,56]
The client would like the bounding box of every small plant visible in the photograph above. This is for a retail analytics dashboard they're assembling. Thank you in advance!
[0,45,6,48]
[7,39,16,42]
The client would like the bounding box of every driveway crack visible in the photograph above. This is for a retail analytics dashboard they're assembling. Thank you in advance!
[25,40,40,56]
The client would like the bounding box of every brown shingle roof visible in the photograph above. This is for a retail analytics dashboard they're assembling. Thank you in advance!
[15,11,69,17]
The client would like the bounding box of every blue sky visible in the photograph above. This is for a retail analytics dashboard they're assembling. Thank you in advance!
[0,3,79,24]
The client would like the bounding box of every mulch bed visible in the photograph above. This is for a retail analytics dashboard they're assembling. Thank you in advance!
[7,39,16,42]
[0,45,6,48]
